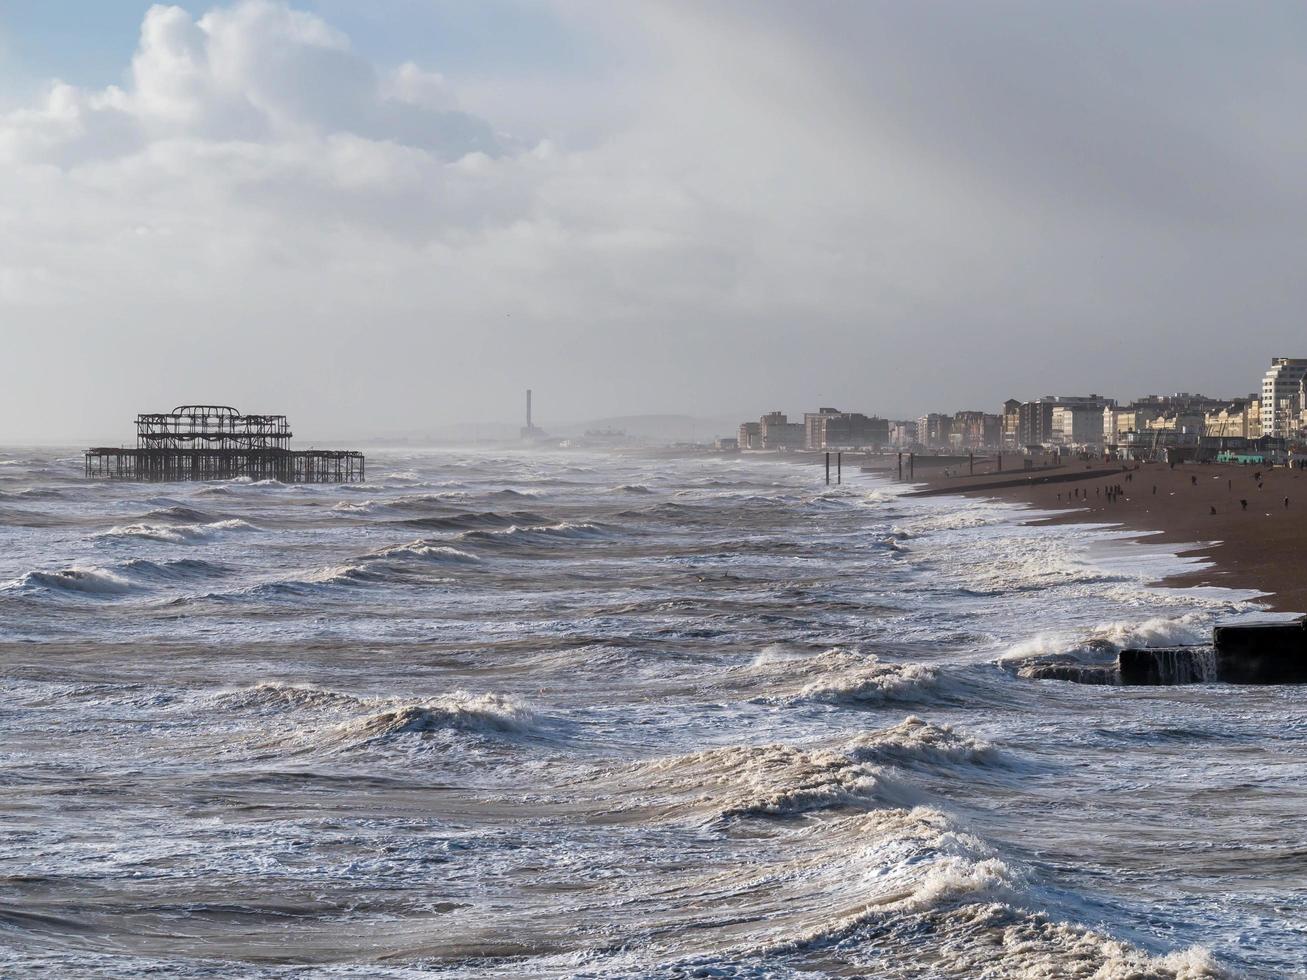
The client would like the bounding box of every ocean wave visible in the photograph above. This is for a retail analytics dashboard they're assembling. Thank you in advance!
[6,565,138,596]
[608,716,999,827]
[457,521,613,548]
[208,682,364,714]
[398,509,546,531]
[115,557,230,582]
[139,505,217,523]
[629,740,887,822]
[746,648,944,707]
[366,541,480,564]
[845,716,997,772]
[332,692,539,744]
[1002,614,1210,668]
[96,518,257,544]
[330,492,465,516]
[4,556,231,598]
[0,487,66,500]
[775,893,1223,979]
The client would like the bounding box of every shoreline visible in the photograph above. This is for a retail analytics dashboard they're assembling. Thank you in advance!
[903,456,1307,614]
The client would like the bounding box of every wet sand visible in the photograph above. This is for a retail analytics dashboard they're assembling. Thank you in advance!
[909,456,1307,613]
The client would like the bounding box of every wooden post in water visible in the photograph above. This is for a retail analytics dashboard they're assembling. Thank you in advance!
[897,452,903,481]
[825,452,830,485]
[837,452,842,484]
[909,452,915,480]
[969,451,974,476]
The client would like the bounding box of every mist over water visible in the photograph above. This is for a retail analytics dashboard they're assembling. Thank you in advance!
[0,447,1301,977]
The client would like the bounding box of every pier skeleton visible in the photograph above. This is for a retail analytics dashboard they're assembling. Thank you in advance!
[85,405,364,483]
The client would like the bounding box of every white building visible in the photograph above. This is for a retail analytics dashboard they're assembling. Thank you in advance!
[1051,404,1106,446]
[1261,357,1307,438]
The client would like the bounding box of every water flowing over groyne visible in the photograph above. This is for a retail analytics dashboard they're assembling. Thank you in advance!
[84,405,364,483]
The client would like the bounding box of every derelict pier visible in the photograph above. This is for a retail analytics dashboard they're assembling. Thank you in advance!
[85,405,364,483]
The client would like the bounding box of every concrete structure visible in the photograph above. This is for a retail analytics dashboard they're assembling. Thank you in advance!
[1104,394,1226,447]
[1001,399,1021,450]
[1261,358,1307,439]
[803,408,890,450]
[1119,617,1307,685]
[951,411,1001,449]
[1019,395,1114,448]
[916,413,952,449]
[1144,410,1207,434]
[737,421,762,450]
[757,412,805,450]
[888,420,917,448]
[1050,404,1106,447]
[520,388,549,442]
[1204,398,1260,439]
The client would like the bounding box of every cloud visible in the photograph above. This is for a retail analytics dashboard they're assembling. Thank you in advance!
[3,0,1307,440]
[3,1,499,166]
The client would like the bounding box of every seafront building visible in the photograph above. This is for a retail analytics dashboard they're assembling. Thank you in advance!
[1001,399,1021,449]
[738,412,804,450]
[732,376,1293,456]
[1017,395,1114,448]
[1203,399,1261,439]
[916,413,952,449]
[1050,404,1107,447]
[803,408,890,450]
[1261,358,1307,439]
[951,411,1002,449]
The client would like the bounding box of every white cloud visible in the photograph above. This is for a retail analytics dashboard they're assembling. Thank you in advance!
[3,0,1307,440]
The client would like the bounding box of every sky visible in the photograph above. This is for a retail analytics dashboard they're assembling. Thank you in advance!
[2,1,1306,442]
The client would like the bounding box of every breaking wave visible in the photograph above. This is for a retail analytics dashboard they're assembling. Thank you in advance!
[366,541,481,564]
[7,565,137,596]
[457,521,614,548]
[1001,615,1213,684]
[398,510,546,531]
[208,682,365,714]
[5,557,232,598]
[845,716,997,772]
[745,648,947,706]
[96,518,257,544]
[332,693,539,744]
[139,505,219,523]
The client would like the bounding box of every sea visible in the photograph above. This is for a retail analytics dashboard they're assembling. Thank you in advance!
[0,447,1303,978]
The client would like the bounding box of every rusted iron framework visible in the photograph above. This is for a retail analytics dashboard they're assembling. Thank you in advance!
[135,405,292,452]
[86,405,364,483]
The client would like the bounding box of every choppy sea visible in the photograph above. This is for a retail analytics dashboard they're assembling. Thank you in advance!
[0,447,1302,978]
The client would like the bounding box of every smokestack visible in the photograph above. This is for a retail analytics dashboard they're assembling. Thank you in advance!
[526,389,533,430]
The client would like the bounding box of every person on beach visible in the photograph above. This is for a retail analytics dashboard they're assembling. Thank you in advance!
[1286,497,1290,509]
[1241,499,1249,511]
